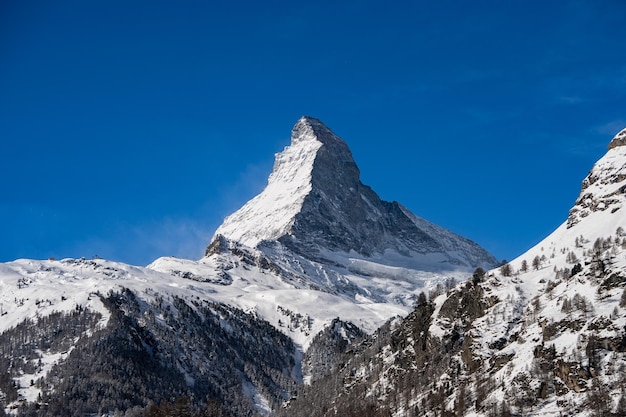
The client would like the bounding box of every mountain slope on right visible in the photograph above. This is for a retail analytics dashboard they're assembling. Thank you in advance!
[282,128,626,417]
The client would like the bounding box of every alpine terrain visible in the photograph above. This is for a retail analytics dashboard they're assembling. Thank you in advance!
[0,117,496,416]
[281,127,626,417]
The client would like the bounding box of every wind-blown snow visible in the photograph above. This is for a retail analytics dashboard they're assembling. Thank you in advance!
[214,118,323,248]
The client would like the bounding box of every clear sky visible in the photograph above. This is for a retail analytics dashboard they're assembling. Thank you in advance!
[1,0,625,266]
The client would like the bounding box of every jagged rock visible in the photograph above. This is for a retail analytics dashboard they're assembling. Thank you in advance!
[302,318,365,383]
[554,360,591,393]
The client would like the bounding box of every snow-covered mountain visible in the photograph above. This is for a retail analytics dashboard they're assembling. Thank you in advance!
[0,117,497,416]
[149,116,497,347]
[213,116,495,268]
[284,127,626,416]
[5,119,626,417]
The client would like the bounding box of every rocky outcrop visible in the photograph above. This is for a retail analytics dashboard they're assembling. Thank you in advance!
[607,127,626,150]
[302,318,365,383]
[568,127,626,227]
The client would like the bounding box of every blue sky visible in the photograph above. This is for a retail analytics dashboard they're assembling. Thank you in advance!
[1,0,625,265]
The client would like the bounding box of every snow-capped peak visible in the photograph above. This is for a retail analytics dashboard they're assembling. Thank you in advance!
[212,117,340,248]
[210,117,496,270]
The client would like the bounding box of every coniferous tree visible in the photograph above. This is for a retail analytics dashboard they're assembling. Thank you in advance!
[499,263,512,277]
[621,287,626,308]
[616,391,626,416]
[532,256,541,270]
[520,259,528,273]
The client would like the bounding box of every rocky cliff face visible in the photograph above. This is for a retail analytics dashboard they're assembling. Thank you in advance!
[607,127,626,150]
[149,118,500,358]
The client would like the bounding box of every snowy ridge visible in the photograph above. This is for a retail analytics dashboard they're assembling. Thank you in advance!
[0,257,301,416]
[0,252,412,415]
[181,115,496,344]
[567,131,626,229]
[150,243,430,349]
[214,117,324,248]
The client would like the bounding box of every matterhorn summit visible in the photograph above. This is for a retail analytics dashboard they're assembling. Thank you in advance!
[144,116,498,357]
[212,116,342,249]
[212,116,497,269]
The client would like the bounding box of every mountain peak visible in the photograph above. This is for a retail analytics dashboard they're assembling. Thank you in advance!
[567,127,626,228]
[301,117,359,178]
[290,116,360,185]
[292,116,337,142]
[607,127,626,150]
[291,116,351,152]
[211,117,496,270]
[211,116,360,249]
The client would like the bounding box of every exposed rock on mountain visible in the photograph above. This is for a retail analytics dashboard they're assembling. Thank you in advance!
[151,116,498,351]
[302,318,366,384]
[607,127,626,150]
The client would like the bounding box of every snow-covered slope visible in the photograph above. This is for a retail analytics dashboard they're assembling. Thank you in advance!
[147,250,411,349]
[0,258,298,416]
[434,127,626,416]
[284,127,626,417]
[504,126,626,294]
[213,118,324,248]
